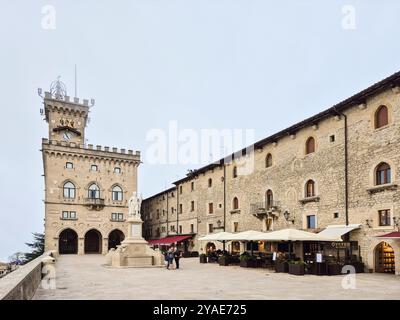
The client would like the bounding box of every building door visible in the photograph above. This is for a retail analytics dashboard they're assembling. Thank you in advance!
[108,229,125,250]
[84,229,102,254]
[375,242,395,274]
[59,229,78,254]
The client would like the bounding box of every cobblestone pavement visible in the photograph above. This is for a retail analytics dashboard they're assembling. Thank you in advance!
[33,255,400,300]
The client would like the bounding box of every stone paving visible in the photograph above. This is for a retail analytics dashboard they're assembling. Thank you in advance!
[33,255,400,300]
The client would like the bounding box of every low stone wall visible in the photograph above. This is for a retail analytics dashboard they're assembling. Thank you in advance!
[0,252,52,300]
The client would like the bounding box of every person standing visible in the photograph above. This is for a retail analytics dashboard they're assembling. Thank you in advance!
[174,247,182,269]
[166,246,175,270]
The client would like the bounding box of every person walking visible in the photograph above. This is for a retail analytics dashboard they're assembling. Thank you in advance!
[174,247,182,269]
[166,246,175,270]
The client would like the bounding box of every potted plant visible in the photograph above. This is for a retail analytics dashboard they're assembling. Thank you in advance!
[199,253,207,264]
[288,260,307,276]
[275,253,288,273]
[218,254,230,266]
[239,252,256,268]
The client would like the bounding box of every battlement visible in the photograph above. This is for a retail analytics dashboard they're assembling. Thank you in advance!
[42,138,140,159]
[44,91,94,108]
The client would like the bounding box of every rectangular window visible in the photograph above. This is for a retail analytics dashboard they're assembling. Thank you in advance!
[191,182,194,191]
[208,224,214,233]
[333,212,339,219]
[190,224,194,233]
[307,215,316,229]
[379,210,391,226]
[66,162,73,169]
[208,203,214,214]
[114,167,121,174]
[233,222,239,233]
[170,225,175,232]
[179,186,183,194]
[179,204,183,214]
[162,210,165,216]
[156,210,160,219]
[191,201,195,211]
[179,225,182,234]
[91,165,98,172]
[62,211,76,220]
[171,207,175,214]
[329,135,335,142]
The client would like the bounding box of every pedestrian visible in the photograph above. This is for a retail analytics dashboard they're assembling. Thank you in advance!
[174,247,182,269]
[166,246,175,270]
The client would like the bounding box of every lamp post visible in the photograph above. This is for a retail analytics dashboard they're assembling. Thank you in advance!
[283,211,295,224]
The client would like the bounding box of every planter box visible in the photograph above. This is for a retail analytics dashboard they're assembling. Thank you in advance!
[218,257,230,266]
[327,263,342,276]
[275,261,288,273]
[240,260,256,268]
[288,264,305,276]
[350,262,365,273]
[199,255,207,264]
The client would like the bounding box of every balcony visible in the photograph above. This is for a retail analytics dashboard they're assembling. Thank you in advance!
[84,198,105,210]
[250,201,280,219]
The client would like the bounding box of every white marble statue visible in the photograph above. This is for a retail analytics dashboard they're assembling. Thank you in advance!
[128,192,142,219]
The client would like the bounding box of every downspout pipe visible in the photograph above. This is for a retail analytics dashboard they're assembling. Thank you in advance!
[333,108,350,239]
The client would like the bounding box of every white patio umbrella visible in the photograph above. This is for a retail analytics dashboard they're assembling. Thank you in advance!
[247,228,342,242]
[229,230,266,241]
[228,230,267,256]
[198,232,235,241]
[246,228,342,258]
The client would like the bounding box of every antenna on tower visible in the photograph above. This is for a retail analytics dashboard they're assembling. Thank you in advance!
[74,64,77,98]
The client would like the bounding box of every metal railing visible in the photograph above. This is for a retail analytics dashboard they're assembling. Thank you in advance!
[84,198,105,206]
[250,200,280,215]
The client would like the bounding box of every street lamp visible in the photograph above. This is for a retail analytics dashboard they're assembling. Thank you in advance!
[283,211,294,224]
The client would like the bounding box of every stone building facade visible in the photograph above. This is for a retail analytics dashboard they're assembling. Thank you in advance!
[41,89,140,255]
[142,71,400,275]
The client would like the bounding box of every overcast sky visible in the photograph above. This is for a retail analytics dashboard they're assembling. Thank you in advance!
[1,0,399,261]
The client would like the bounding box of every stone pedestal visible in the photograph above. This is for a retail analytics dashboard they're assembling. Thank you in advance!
[108,215,164,268]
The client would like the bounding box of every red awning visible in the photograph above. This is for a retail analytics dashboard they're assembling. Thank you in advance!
[376,231,400,239]
[147,235,192,246]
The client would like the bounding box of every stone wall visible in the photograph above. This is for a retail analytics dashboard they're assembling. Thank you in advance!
[0,252,52,300]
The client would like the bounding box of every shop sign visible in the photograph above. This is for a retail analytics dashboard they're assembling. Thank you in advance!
[330,241,351,249]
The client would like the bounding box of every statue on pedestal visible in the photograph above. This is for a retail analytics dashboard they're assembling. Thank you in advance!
[128,192,142,220]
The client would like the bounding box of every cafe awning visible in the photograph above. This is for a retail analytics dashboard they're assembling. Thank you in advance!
[375,231,400,239]
[247,228,341,242]
[317,224,361,240]
[198,232,234,242]
[147,235,192,246]
[228,230,266,241]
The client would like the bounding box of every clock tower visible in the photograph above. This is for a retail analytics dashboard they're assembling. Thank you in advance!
[42,78,92,144]
[40,77,141,255]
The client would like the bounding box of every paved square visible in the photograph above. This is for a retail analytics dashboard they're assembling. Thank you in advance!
[33,255,400,300]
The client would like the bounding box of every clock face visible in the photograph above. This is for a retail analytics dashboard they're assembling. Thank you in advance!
[63,131,73,141]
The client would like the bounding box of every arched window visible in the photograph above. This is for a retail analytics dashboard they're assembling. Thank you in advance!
[305,137,315,154]
[233,166,238,178]
[208,178,212,188]
[63,182,76,199]
[112,185,123,201]
[375,105,389,129]
[376,162,391,185]
[266,190,273,209]
[305,180,315,198]
[88,184,100,199]
[233,197,239,210]
[266,153,272,168]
